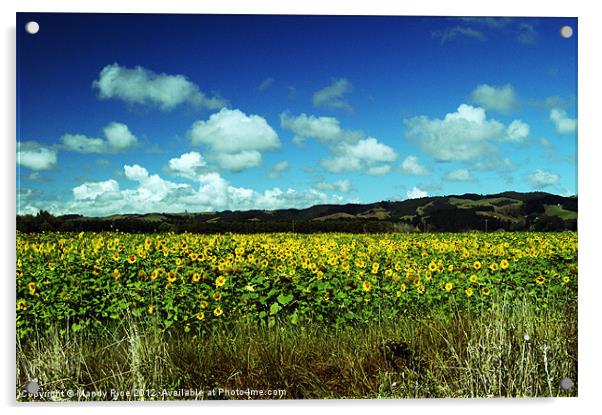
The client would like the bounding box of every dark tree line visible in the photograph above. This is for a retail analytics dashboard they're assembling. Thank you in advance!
[17,209,576,234]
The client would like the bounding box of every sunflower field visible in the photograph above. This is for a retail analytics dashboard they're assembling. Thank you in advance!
[16,231,577,339]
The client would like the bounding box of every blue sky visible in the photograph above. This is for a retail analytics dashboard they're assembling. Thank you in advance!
[16,13,577,216]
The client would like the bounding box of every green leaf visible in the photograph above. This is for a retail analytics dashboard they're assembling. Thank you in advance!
[277,293,294,305]
[269,302,282,315]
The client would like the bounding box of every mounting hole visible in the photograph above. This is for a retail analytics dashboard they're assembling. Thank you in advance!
[560,25,573,39]
[25,21,39,35]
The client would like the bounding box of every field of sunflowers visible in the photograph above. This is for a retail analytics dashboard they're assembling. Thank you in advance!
[16,231,578,339]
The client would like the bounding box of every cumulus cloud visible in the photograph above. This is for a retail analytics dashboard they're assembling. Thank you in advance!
[400,155,430,176]
[61,122,138,153]
[321,137,397,174]
[445,168,473,182]
[188,108,280,172]
[93,63,226,110]
[406,186,428,199]
[549,108,577,134]
[527,169,560,189]
[404,104,529,162]
[504,120,530,143]
[168,151,207,180]
[268,161,289,179]
[215,151,262,172]
[52,166,344,217]
[280,112,344,143]
[471,84,517,113]
[313,78,353,112]
[17,141,58,171]
[313,179,352,193]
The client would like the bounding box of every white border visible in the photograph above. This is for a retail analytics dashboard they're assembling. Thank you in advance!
[2,1,601,414]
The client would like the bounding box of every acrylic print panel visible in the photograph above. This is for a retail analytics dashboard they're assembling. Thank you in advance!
[16,13,577,401]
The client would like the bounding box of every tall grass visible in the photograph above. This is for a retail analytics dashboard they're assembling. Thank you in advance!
[16,297,577,400]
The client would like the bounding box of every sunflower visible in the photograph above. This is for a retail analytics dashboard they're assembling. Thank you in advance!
[489,262,498,272]
[362,281,372,292]
[16,299,27,310]
[355,259,365,268]
[167,271,177,283]
[48,262,56,271]
[465,287,473,297]
[196,311,205,320]
[425,271,432,281]
[192,273,201,282]
[113,269,121,280]
[469,274,478,283]
[562,276,570,284]
[213,306,223,317]
[127,254,137,264]
[400,283,407,292]
[215,275,226,287]
[147,305,154,314]
[417,284,426,295]
[213,292,222,301]
[473,261,482,270]
[200,300,208,309]
[384,269,393,277]
[500,259,509,270]
[482,286,491,296]
[448,264,454,272]
[428,262,437,272]
[445,282,453,292]
[535,275,546,285]
[112,252,120,261]
[371,262,380,274]
[150,269,159,280]
[27,282,36,295]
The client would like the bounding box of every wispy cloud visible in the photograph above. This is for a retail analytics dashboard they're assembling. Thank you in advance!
[313,78,353,112]
[432,26,486,44]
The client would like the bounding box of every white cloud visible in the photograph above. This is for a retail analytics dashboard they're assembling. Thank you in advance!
[168,151,207,179]
[103,122,138,150]
[189,108,280,172]
[366,165,392,176]
[313,78,353,112]
[321,137,397,174]
[550,108,577,134]
[268,161,289,179]
[406,186,428,199]
[17,141,58,171]
[215,151,262,172]
[314,179,352,193]
[432,26,486,44]
[73,179,120,200]
[527,169,560,189]
[505,120,530,142]
[61,122,138,153]
[471,84,517,113]
[56,167,344,217]
[280,112,343,143]
[445,168,473,182]
[400,155,430,176]
[124,164,149,182]
[93,63,226,110]
[404,104,528,162]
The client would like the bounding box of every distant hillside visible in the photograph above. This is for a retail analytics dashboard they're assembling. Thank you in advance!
[17,191,577,233]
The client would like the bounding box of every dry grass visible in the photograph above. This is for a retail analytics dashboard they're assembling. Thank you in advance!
[16,298,577,400]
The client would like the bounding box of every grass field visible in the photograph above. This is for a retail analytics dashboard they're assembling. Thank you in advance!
[16,231,578,400]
